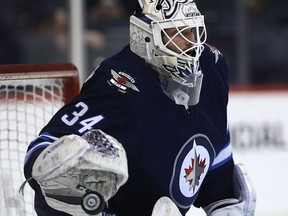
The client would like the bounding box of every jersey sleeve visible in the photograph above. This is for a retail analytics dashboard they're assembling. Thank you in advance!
[23,62,132,190]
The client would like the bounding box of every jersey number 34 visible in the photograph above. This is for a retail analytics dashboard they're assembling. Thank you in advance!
[61,102,104,134]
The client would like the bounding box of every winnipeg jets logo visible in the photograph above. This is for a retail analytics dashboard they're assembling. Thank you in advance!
[183,141,206,192]
[109,69,139,93]
[170,134,215,208]
[178,139,209,198]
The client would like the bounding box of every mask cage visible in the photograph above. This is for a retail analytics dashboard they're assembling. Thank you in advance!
[151,15,207,62]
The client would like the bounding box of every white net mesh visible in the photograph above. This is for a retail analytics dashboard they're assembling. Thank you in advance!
[0,64,79,216]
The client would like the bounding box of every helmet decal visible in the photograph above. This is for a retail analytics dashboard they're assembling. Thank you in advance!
[156,0,189,19]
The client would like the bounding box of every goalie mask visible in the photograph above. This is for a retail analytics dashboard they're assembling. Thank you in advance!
[130,0,207,108]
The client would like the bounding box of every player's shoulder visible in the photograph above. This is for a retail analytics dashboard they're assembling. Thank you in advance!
[81,45,146,94]
[200,43,229,87]
[90,46,143,77]
[201,43,225,65]
[100,45,144,74]
[200,43,228,75]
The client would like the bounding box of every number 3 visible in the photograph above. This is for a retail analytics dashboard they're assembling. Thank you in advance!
[61,102,88,126]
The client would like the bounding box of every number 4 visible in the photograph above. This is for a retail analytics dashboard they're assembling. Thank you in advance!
[78,115,104,133]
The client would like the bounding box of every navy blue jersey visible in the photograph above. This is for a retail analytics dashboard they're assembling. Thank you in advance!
[24,44,235,216]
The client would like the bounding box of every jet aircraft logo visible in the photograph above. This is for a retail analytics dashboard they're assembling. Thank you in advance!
[109,69,139,93]
[183,144,206,192]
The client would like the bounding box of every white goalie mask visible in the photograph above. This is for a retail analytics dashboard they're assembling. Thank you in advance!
[130,0,207,108]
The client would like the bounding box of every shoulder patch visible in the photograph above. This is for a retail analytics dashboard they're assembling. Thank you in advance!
[207,44,222,64]
[108,69,140,93]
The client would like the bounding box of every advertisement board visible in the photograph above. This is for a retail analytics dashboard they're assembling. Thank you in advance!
[229,86,288,216]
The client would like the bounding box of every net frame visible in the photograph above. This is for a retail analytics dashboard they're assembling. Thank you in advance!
[0,63,80,216]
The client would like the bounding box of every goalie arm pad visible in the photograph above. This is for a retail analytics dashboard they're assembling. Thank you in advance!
[204,163,256,216]
[31,129,128,215]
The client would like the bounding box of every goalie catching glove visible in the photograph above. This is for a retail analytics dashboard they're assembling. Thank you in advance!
[31,129,128,215]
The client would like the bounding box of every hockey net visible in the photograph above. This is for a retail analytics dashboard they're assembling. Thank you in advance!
[0,63,80,216]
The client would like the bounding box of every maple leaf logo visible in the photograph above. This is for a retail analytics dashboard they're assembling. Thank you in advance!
[117,76,127,85]
[184,148,206,192]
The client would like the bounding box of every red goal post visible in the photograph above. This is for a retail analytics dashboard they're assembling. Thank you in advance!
[0,63,80,216]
